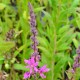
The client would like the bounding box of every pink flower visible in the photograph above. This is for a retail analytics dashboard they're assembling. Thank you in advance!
[38,65,50,78]
[24,72,30,79]
[24,57,38,73]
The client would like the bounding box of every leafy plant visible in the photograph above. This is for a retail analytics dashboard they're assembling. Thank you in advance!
[0,0,80,80]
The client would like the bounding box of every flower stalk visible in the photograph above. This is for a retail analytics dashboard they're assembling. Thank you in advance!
[23,2,50,80]
[28,2,40,62]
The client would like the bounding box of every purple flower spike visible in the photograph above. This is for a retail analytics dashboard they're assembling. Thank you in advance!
[28,2,40,61]
[23,2,50,79]
[72,46,80,73]
[28,2,36,27]
[76,46,80,54]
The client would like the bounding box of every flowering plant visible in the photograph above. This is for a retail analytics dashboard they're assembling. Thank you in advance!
[23,2,49,79]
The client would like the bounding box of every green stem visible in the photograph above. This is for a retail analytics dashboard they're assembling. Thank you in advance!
[52,28,57,80]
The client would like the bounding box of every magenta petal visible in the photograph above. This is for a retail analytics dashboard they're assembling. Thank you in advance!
[31,57,35,63]
[34,67,38,72]
[24,59,30,64]
[40,65,46,70]
[26,65,30,68]
[40,73,46,78]
[40,65,50,72]
[24,60,28,63]
[42,65,47,69]
[34,62,38,66]
[24,72,30,79]
[44,68,50,72]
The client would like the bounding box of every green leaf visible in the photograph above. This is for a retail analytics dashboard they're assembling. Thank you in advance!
[42,11,52,20]
[75,68,80,80]
[0,41,15,53]
[38,46,51,58]
[76,19,80,29]
[57,43,70,51]
[0,57,4,64]
[34,7,45,12]
[73,38,79,48]
[58,25,69,34]
[57,28,74,46]
[38,37,49,48]
[14,63,27,71]
[71,0,79,7]
[0,3,6,10]
[14,45,25,57]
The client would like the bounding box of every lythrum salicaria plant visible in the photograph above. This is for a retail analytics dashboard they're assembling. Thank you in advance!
[23,2,50,79]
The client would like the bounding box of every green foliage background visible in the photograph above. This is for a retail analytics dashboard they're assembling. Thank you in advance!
[0,0,80,80]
